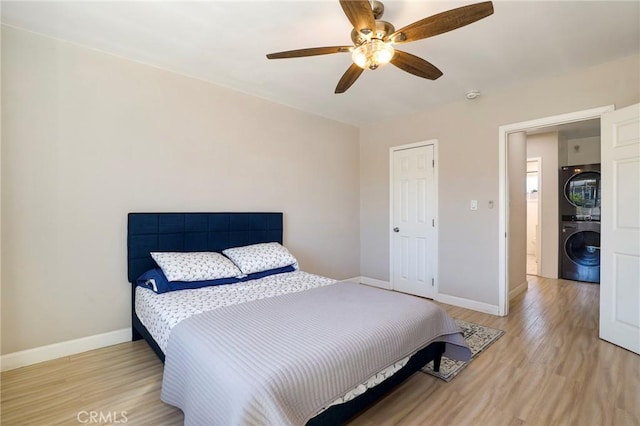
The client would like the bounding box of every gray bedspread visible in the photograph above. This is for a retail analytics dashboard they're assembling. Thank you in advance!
[161,281,471,426]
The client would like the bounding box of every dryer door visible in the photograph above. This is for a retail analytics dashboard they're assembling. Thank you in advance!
[564,171,601,210]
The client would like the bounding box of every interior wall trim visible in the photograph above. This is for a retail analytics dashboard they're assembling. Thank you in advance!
[358,275,499,315]
[435,293,500,316]
[498,104,615,316]
[0,328,130,372]
[358,276,392,290]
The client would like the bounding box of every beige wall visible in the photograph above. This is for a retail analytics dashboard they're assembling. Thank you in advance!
[360,54,640,306]
[527,132,560,279]
[3,26,639,355]
[1,26,360,354]
[508,132,527,294]
[558,132,569,168]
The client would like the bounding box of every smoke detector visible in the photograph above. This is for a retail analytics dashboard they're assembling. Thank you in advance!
[465,90,481,100]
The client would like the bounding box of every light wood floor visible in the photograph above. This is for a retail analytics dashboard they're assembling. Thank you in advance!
[2,276,638,425]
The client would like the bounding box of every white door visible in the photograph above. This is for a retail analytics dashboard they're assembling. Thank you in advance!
[391,144,436,299]
[600,103,640,355]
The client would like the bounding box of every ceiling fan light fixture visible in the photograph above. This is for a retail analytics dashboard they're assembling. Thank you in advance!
[266,1,495,93]
[351,39,395,70]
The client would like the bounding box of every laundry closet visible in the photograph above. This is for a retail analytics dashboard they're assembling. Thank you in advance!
[525,120,601,283]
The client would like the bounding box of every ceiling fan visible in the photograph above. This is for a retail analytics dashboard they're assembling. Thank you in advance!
[266,0,494,94]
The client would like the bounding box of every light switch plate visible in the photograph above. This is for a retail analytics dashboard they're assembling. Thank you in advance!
[470,200,478,210]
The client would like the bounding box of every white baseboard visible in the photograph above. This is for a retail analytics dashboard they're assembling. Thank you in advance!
[358,276,392,290]
[358,277,499,315]
[0,328,130,372]
[510,280,528,300]
[435,293,501,316]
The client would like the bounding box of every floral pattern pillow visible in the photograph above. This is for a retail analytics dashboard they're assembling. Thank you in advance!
[150,252,242,282]
[223,242,298,275]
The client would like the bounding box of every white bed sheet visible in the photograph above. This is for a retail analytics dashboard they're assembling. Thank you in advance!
[135,270,336,353]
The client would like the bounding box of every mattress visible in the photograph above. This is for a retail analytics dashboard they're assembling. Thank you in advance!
[135,271,418,414]
[135,270,336,353]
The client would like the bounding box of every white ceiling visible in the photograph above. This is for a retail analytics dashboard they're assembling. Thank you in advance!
[2,1,639,126]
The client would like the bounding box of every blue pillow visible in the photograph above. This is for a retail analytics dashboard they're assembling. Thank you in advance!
[136,265,296,294]
[240,264,296,281]
[136,268,240,294]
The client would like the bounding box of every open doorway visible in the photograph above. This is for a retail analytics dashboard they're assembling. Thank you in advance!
[526,158,541,276]
[497,105,614,316]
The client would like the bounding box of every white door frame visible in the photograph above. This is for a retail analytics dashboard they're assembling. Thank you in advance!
[526,156,543,276]
[389,139,439,296]
[498,105,614,315]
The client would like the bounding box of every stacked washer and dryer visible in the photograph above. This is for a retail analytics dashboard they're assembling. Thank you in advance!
[559,164,601,283]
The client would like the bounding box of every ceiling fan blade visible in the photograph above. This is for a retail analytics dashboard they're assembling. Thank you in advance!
[335,63,364,94]
[388,1,494,44]
[267,46,352,59]
[339,0,375,35]
[390,50,443,80]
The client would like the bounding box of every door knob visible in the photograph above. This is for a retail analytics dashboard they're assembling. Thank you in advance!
[393,227,400,233]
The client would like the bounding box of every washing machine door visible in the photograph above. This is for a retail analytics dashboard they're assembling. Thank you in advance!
[565,230,601,267]
[564,171,601,209]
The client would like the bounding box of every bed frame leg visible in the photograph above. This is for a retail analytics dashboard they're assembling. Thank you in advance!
[433,342,446,372]
[433,355,442,372]
[132,326,143,341]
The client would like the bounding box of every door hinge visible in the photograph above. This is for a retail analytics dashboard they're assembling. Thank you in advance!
[432,218,435,227]
[431,278,435,287]
[432,159,435,168]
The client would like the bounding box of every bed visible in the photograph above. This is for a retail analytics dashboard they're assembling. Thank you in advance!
[128,212,470,425]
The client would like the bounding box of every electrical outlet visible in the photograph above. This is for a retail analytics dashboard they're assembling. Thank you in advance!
[470,200,478,210]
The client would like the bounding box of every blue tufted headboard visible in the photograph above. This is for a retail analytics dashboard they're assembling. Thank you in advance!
[127,212,283,283]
